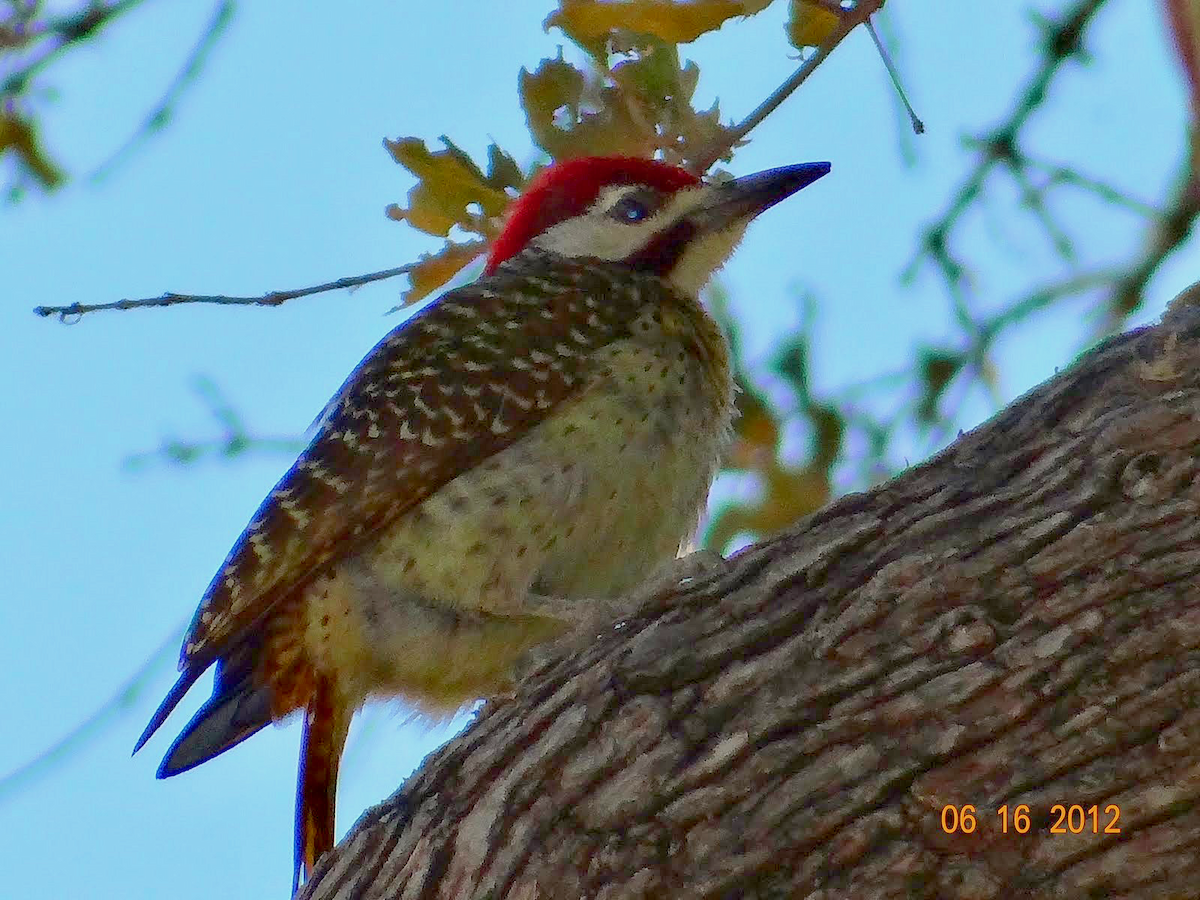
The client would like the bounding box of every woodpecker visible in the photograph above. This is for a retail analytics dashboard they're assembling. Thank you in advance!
[133,155,830,889]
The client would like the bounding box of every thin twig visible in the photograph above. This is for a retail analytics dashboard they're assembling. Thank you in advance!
[90,0,236,183]
[123,375,306,469]
[1,0,149,98]
[1008,160,1075,260]
[865,17,923,134]
[690,0,886,174]
[903,0,1109,285]
[124,433,305,469]
[33,262,418,320]
[1040,163,1162,218]
[960,135,1162,219]
[0,624,182,801]
[1102,147,1200,326]
[982,269,1120,338]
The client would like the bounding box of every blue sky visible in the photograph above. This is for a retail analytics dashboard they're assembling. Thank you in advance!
[3,2,1195,897]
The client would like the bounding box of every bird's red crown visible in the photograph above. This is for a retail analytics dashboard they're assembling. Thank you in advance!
[485,156,700,273]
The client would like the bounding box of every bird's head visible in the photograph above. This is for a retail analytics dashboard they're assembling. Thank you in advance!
[486,155,831,297]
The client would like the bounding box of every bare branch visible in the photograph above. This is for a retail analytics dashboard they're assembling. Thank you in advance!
[32,262,418,321]
[690,0,886,174]
[865,17,923,134]
[982,269,1120,337]
[0,624,181,802]
[959,135,1162,219]
[1,0,150,99]
[1101,147,1200,325]
[903,0,1108,295]
[89,0,236,182]
[123,376,305,469]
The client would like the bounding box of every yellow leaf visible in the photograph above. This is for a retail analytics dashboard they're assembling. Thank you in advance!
[0,113,65,190]
[916,348,963,424]
[485,143,526,194]
[522,43,735,167]
[703,461,830,551]
[728,372,779,469]
[520,54,657,159]
[786,0,839,49]
[520,56,587,159]
[383,137,512,238]
[400,240,487,307]
[547,0,774,45]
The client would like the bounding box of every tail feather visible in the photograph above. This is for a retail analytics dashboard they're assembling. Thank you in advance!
[155,667,273,778]
[133,666,205,756]
[294,677,350,892]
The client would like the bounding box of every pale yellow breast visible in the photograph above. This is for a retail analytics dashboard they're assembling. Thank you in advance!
[300,296,733,710]
[530,317,732,597]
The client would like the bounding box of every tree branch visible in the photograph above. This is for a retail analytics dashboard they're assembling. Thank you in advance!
[903,0,1110,306]
[88,0,236,183]
[1,0,150,99]
[690,0,886,174]
[32,262,417,321]
[0,625,180,802]
[299,300,1200,898]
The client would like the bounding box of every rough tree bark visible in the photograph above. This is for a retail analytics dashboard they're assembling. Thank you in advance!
[299,298,1200,899]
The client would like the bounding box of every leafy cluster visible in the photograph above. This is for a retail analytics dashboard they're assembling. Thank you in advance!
[382,0,840,305]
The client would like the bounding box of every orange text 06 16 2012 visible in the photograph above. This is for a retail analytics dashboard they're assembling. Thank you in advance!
[940,804,1122,836]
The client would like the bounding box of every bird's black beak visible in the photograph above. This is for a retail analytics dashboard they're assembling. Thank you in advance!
[695,161,831,233]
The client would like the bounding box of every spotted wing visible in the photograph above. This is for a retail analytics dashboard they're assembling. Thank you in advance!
[176,252,652,677]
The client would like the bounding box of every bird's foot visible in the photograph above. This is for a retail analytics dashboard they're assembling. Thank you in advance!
[524,548,727,629]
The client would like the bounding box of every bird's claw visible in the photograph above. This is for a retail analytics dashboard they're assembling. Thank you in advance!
[524,548,727,629]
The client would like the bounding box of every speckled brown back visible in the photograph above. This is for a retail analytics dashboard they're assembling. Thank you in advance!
[179,250,698,672]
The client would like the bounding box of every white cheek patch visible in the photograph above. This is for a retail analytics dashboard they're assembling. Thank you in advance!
[531,185,710,263]
[534,215,656,261]
[525,182,752,296]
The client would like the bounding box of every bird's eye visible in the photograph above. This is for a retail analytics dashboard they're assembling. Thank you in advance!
[609,194,652,224]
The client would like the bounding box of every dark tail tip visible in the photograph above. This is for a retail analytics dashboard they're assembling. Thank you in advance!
[133,666,204,757]
[156,682,272,778]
